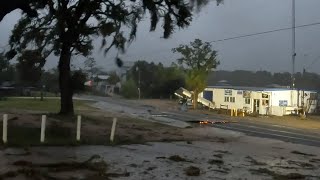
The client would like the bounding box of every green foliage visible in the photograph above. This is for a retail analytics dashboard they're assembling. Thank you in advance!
[71,70,87,93]
[41,68,59,94]
[107,71,120,85]
[129,60,185,98]
[6,0,216,114]
[121,78,138,99]
[0,52,9,70]
[7,0,195,63]
[0,98,92,113]
[185,70,207,93]
[0,53,16,83]
[172,39,219,108]
[172,39,219,72]
[16,50,45,86]
[84,58,96,78]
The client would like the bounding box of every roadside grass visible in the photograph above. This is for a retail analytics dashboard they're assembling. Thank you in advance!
[0,124,76,147]
[0,113,181,147]
[0,98,188,147]
[0,98,95,113]
[30,91,58,97]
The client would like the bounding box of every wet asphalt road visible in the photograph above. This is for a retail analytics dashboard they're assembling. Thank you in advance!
[83,95,320,147]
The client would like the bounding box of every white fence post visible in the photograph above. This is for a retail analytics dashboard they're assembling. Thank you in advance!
[110,117,117,142]
[40,115,46,143]
[3,114,8,144]
[76,115,81,141]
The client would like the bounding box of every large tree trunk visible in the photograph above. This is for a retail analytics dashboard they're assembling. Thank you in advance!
[193,90,198,109]
[58,44,74,115]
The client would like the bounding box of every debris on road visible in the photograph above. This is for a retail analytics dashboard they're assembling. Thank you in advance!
[208,159,224,165]
[291,150,316,157]
[169,155,188,162]
[184,166,200,176]
[188,120,238,125]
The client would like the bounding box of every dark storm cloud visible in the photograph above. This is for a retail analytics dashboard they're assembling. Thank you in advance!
[1,0,320,73]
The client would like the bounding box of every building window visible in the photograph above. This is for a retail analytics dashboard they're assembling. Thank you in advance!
[245,98,250,104]
[279,100,288,106]
[224,96,229,102]
[230,97,235,103]
[262,100,269,106]
[224,89,232,96]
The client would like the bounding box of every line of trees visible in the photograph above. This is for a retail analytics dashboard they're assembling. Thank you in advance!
[4,0,214,115]
[121,39,220,108]
[122,61,185,99]
[0,52,86,96]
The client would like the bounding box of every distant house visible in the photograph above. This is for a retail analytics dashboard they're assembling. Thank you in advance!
[88,74,121,96]
[0,81,36,97]
[200,85,318,116]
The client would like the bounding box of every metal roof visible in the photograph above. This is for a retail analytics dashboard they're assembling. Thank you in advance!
[206,85,317,92]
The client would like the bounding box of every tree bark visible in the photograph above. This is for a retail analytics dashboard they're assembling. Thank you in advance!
[58,43,74,115]
[193,90,198,109]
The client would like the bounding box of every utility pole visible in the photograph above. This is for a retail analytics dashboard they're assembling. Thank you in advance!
[136,66,141,100]
[291,0,296,89]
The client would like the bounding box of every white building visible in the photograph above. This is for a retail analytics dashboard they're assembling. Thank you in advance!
[200,86,318,116]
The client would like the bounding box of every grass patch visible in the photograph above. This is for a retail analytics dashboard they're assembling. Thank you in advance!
[0,123,76,147]
[30,91,57,97]
[0,98,94,113]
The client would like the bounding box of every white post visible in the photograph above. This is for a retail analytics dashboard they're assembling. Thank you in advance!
[110,117,117,142]
[3,114,8,144]
[40,115,46,143]
[76,115,81,141]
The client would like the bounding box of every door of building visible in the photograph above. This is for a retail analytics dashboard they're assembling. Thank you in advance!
[203,91,213,101]
[253,99,260,113]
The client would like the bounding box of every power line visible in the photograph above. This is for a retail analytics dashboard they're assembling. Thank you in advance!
[120,21,320,59]
[305,55,320,70]
[208,22,320,43]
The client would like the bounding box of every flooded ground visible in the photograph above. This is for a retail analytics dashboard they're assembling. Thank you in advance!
[1,127,320,179]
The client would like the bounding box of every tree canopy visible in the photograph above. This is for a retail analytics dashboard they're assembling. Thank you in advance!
[6,0,221,115]
[0,0,38,22]
[123,60,185,98]
[0,52,16,84]
[172,39,219,108]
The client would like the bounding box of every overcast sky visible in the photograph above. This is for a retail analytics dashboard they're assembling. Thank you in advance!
[1,0,320,73]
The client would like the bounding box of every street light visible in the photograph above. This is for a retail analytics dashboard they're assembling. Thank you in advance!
[136,66,141,100]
